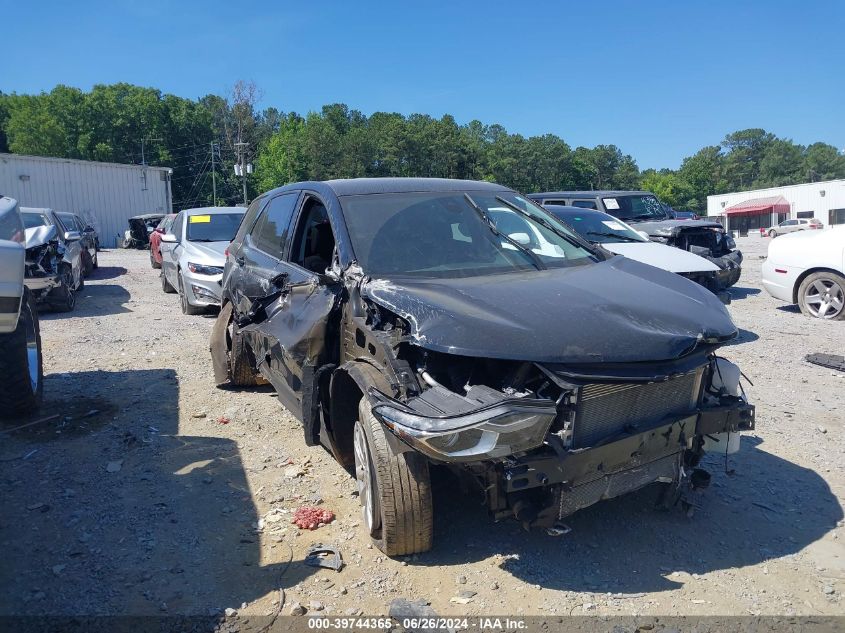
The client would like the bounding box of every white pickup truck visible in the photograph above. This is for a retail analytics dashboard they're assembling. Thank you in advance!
[0,195,43,416]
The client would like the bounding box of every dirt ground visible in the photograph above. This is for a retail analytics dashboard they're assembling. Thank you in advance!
[1,235,843,619]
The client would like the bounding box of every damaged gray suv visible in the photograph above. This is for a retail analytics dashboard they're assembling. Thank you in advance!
[211,178,755,556]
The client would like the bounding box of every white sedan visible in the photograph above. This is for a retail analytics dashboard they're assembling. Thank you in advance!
[540,206,729,300]
[762,226,845,320]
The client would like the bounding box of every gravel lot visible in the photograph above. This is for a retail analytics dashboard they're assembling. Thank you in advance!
[1,235,843,619]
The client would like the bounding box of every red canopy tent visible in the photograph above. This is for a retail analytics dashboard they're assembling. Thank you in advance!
[724,195,791,216]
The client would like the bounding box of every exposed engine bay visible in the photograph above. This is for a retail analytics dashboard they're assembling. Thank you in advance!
[351,290,754,531]
[24,225,64,301]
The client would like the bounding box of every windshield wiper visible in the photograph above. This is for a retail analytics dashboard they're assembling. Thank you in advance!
[463,194,545,271]
[493,196,598,254]
[585,231,641,243]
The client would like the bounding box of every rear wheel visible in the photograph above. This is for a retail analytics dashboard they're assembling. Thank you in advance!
[178,274,204,315]
[769,229,777,238]
[161,270,176,293]
[0,290,43,418]
[353,398,433,556]
[798,271,845,320]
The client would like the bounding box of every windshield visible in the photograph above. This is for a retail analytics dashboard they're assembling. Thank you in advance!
[602,194,666,221]
[340,191,597,278]
[545,207,647,244]
[185,213,244,242]
[22,212,50,229]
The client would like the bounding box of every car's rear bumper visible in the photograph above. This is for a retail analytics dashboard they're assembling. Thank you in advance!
[761,259,799,303]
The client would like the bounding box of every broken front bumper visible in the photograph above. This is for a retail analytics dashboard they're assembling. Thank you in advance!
[708,250,743,287]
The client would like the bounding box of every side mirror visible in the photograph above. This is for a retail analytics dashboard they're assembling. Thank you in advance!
[160,233,177,243]
[270,271,289,288]
[154,227,165,234]
[84,226,95,233]
[64,230,82,241]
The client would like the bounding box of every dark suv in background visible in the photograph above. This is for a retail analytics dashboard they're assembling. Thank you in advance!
[210,178,754,556]
[528,191,743,288]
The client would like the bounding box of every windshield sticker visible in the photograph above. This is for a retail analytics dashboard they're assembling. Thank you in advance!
[603,198,620,210]
[189,215,211,224]
[602,220,626,231]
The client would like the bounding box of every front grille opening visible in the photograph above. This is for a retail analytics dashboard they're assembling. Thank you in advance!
[572,370,702,448]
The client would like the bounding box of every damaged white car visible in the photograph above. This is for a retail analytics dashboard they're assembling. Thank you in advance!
[210,178,755,556]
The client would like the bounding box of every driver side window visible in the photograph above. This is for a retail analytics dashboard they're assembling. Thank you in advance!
[289,196,336,274]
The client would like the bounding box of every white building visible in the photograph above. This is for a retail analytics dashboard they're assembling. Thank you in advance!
[707,179,845,235]
[0,153,172,247]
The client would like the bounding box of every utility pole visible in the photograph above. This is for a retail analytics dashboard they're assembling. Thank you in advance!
[140,137,162,166]
[210,142,217,207]
[235,141,250,206]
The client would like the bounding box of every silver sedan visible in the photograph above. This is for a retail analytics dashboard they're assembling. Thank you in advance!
[160,207,245,315]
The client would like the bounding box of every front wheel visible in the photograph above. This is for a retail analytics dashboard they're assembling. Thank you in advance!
[769,230,777,238]
[798,271,845,320]
[49,266,76,312]
[178,274,204,315]
[353,399,433,556]
[0,290,43,418]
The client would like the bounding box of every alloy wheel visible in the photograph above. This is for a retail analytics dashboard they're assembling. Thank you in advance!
[23,302,40,393]
[353,421,380,533]
[804,277,845,319]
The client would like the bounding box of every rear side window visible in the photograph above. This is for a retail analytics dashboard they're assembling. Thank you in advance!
[250,193,299,258]
[543,199,569,206]
[172,213,184,240]
[571,200,598,209]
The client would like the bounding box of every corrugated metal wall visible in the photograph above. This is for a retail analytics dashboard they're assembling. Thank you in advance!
[0,153,172,247]
[707,180,845,226]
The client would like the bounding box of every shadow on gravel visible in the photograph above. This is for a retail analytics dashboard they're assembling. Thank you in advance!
[89,265,128,280]
[39,283,132,319]
[0,369,318,617]
[728,286,761,300]
[419,435,842,594]
[776,304,803,314]
[723,328,760,346]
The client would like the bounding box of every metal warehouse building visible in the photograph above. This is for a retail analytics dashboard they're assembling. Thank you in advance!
[707,179,845,235]
[0,153,172,247]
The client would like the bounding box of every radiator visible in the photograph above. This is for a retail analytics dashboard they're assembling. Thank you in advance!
[572,369,702,448]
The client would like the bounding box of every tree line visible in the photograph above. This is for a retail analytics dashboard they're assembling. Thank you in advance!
[1,83,844,213]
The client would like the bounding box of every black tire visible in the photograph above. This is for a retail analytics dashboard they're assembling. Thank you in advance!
[150,248,160,269]
[178,274,204,315]
[0,290,43,418]
[797,271,845,320]
[161,270,176,294]
[228,317,259,386]
[81,251,93,277]
[769,230,777,238]
[49,266,76,312]
[355,399,433,556]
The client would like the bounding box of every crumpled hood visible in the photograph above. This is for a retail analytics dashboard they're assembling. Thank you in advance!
[183,240,227,265]
[24,225,58,250]
[630,218,724,235]
[362,256,736,363]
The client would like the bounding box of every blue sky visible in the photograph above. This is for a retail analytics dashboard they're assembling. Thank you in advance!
[2,0,843,169]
